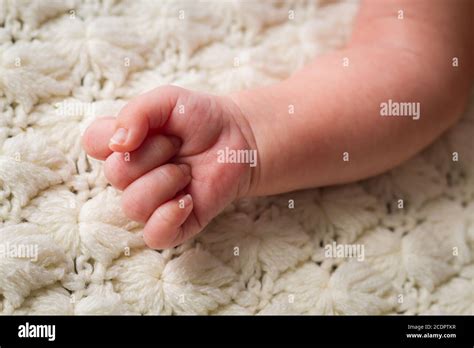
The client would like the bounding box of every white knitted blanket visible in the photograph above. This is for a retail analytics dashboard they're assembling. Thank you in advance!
[1,0,473,315]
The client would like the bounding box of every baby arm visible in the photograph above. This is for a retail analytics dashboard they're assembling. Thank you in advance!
[83,0,473,249]
[233,0,474,196]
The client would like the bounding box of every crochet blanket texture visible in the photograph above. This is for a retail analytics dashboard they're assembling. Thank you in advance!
[0,0,473,315]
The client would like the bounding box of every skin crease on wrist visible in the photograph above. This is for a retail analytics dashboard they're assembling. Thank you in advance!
[234,0,474,198]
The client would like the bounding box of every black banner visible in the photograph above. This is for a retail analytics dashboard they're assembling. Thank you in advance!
[0,315,472,346]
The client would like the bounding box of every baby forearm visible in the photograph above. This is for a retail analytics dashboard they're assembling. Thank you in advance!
[234,1,473,197]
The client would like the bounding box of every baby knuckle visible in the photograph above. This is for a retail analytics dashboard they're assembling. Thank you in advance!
[121,193,147,222]
[154,205,174,224]
[142,231,160,249]
[104,154,132,190]
[151,135,174,156]
[157,165,180,185]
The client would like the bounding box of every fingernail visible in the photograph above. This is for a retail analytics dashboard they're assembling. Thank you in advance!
[169,136,182,148]
[178,164,191,177]
[110,128,128,146]
[181,194,193,207]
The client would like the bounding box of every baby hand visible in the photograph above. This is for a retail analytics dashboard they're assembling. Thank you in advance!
[82,86,256,249]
